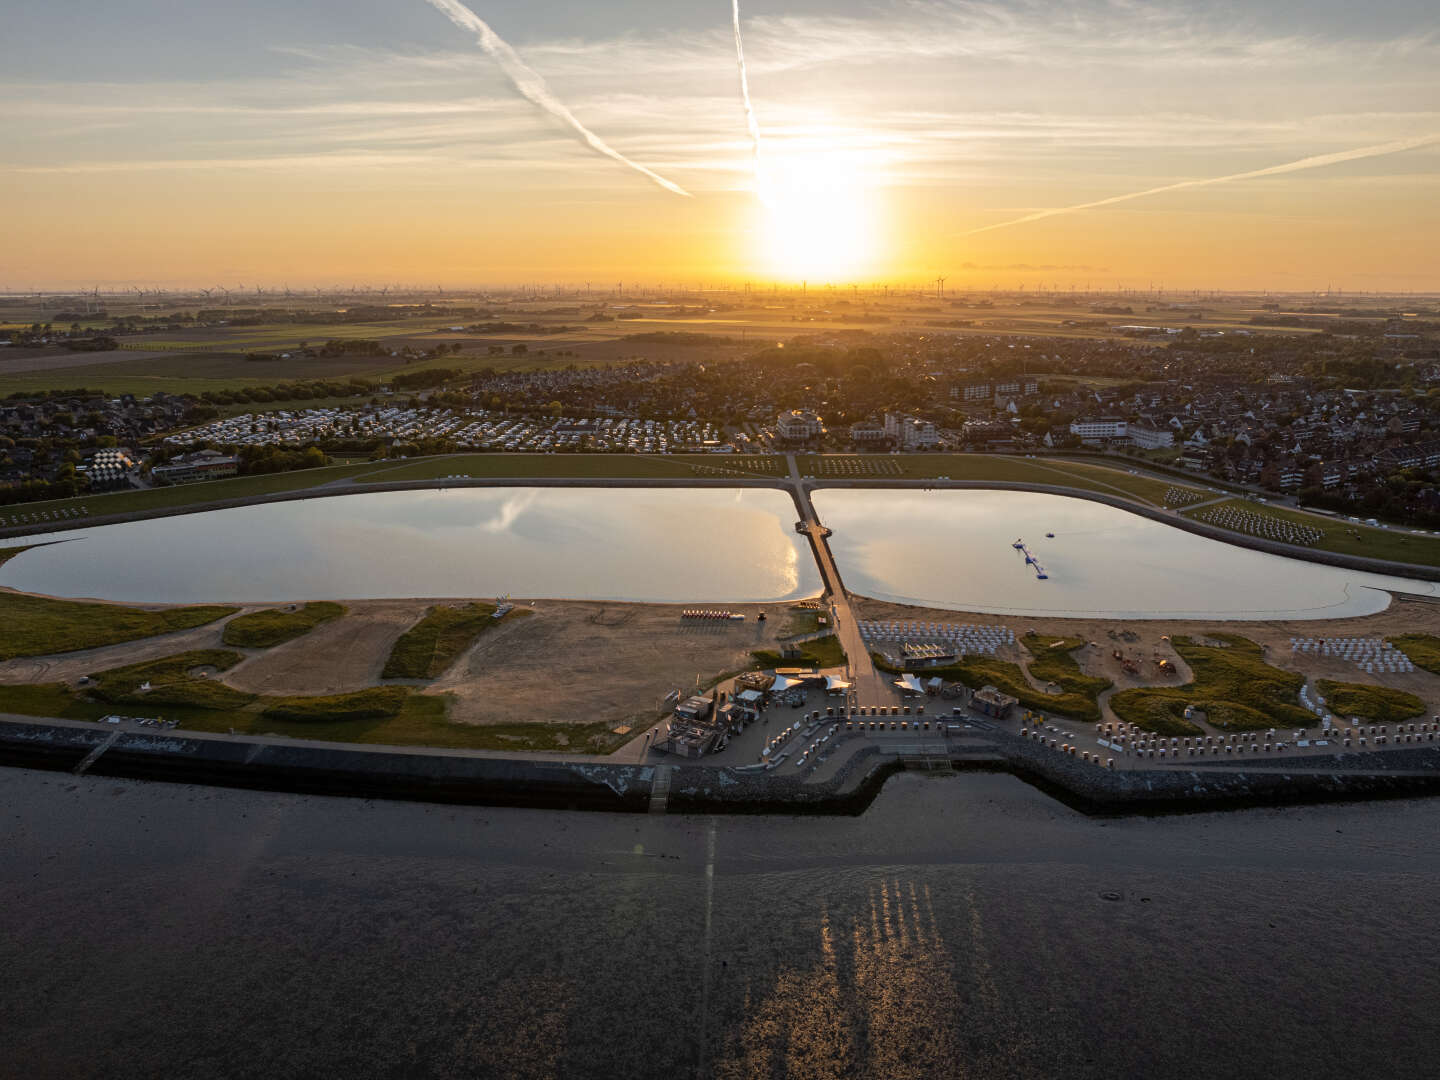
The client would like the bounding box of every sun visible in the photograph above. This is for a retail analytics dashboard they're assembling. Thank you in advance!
[755,151,877,283]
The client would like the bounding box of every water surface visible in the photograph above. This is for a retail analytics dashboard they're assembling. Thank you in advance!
[4,766,1438,1079]
[0,487,819,604]
[815,487,1438,618]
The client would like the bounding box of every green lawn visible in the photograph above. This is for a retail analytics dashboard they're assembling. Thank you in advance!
[0,592,237,661]
[261,686,411,722]
[89,649,255,710]
[873,649,1102,721]
[358,453,785,483]
[752,633,846,670]
[799,454,1204,508]
[222,602,346,648]
[0,681,632,754]
[1181,499,1440,567]
[1316,680,1426,724]
[1389,634,1440,675]
[1026,637,1113,702]
[382,603,505,679]
[0,462,382,527]
[1110,633,1312,734]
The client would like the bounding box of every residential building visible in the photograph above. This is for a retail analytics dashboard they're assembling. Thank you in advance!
[776,409,823,441]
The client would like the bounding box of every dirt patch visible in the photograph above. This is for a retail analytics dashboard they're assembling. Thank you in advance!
[223,600,429,696]
[425,599,800,727]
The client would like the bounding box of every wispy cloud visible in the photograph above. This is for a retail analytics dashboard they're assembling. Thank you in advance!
[416,0,690,196]
[962,132,1440,235]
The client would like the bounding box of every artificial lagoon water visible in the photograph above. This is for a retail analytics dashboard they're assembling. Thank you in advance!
[814,488,1438,619]
[0,487,820,604]
[3,485,1435,617]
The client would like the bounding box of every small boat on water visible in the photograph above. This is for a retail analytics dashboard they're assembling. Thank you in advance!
[1012,538,1026,549]
[1045,532,1055,538]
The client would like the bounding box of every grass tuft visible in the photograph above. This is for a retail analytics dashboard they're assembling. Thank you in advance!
[222,602,346,648]
[0,593,237,661]
[382,603,509,679]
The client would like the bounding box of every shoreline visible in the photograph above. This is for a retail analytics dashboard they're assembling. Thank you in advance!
[2,472,1438,584]
[6,712,1440,817]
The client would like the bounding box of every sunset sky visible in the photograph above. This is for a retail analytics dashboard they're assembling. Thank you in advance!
[5,0,1438,290]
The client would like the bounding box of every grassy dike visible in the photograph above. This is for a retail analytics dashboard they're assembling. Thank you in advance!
[222,603,346,648]
[382,603,512,679]
[1111,634,1313,734]
[0,591,237,661]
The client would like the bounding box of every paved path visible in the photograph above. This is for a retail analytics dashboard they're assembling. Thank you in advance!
[785,455,889,707]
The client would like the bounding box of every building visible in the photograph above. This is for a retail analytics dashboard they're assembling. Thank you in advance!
[952,382,993,402]
[1127,424,1174,450]
[151,449,240,485]
[993,378,1039,399]
[1069,418,1128,441]
[849,421,888,444]
[776,409,823,441]
[971,685,1018,719]
[884,412,938,449]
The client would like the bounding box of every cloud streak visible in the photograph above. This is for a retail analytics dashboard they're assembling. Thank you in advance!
[417,0,690,196]
[963,132,1440,236]
[732,0,762,162]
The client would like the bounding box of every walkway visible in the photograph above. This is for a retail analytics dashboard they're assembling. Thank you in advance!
[786,454,889,707]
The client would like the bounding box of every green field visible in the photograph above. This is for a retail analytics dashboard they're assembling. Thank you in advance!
[0,331,614,396]
[89,649,255,710]
[0,592,236,661]
[0,679,631,753]
[1110,633,1312,734]
[1390,635,1440,675]
[873,647,1104,721]
[382,603,505,679]
[222,602,346,648]
[357,453,786,483]
[1026,637,1113,703]
[261,686,411,722]
[752,633,846,670]
[1316,679,1425,724]
[1181,498,1440,567]
[0,461,383,527]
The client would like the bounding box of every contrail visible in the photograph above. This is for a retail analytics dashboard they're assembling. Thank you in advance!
[419,0,691,196]
[732,0,762,161]
[731,0,772,207]
[963,132,1440,236]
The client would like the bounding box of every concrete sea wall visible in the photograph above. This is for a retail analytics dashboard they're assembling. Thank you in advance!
[6,717,1440,816]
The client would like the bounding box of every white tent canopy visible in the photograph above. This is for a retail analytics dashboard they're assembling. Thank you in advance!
[896,673,925,695]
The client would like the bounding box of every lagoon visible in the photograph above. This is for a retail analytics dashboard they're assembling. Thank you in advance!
[0,487,820,604]
[814,488,1439,619]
